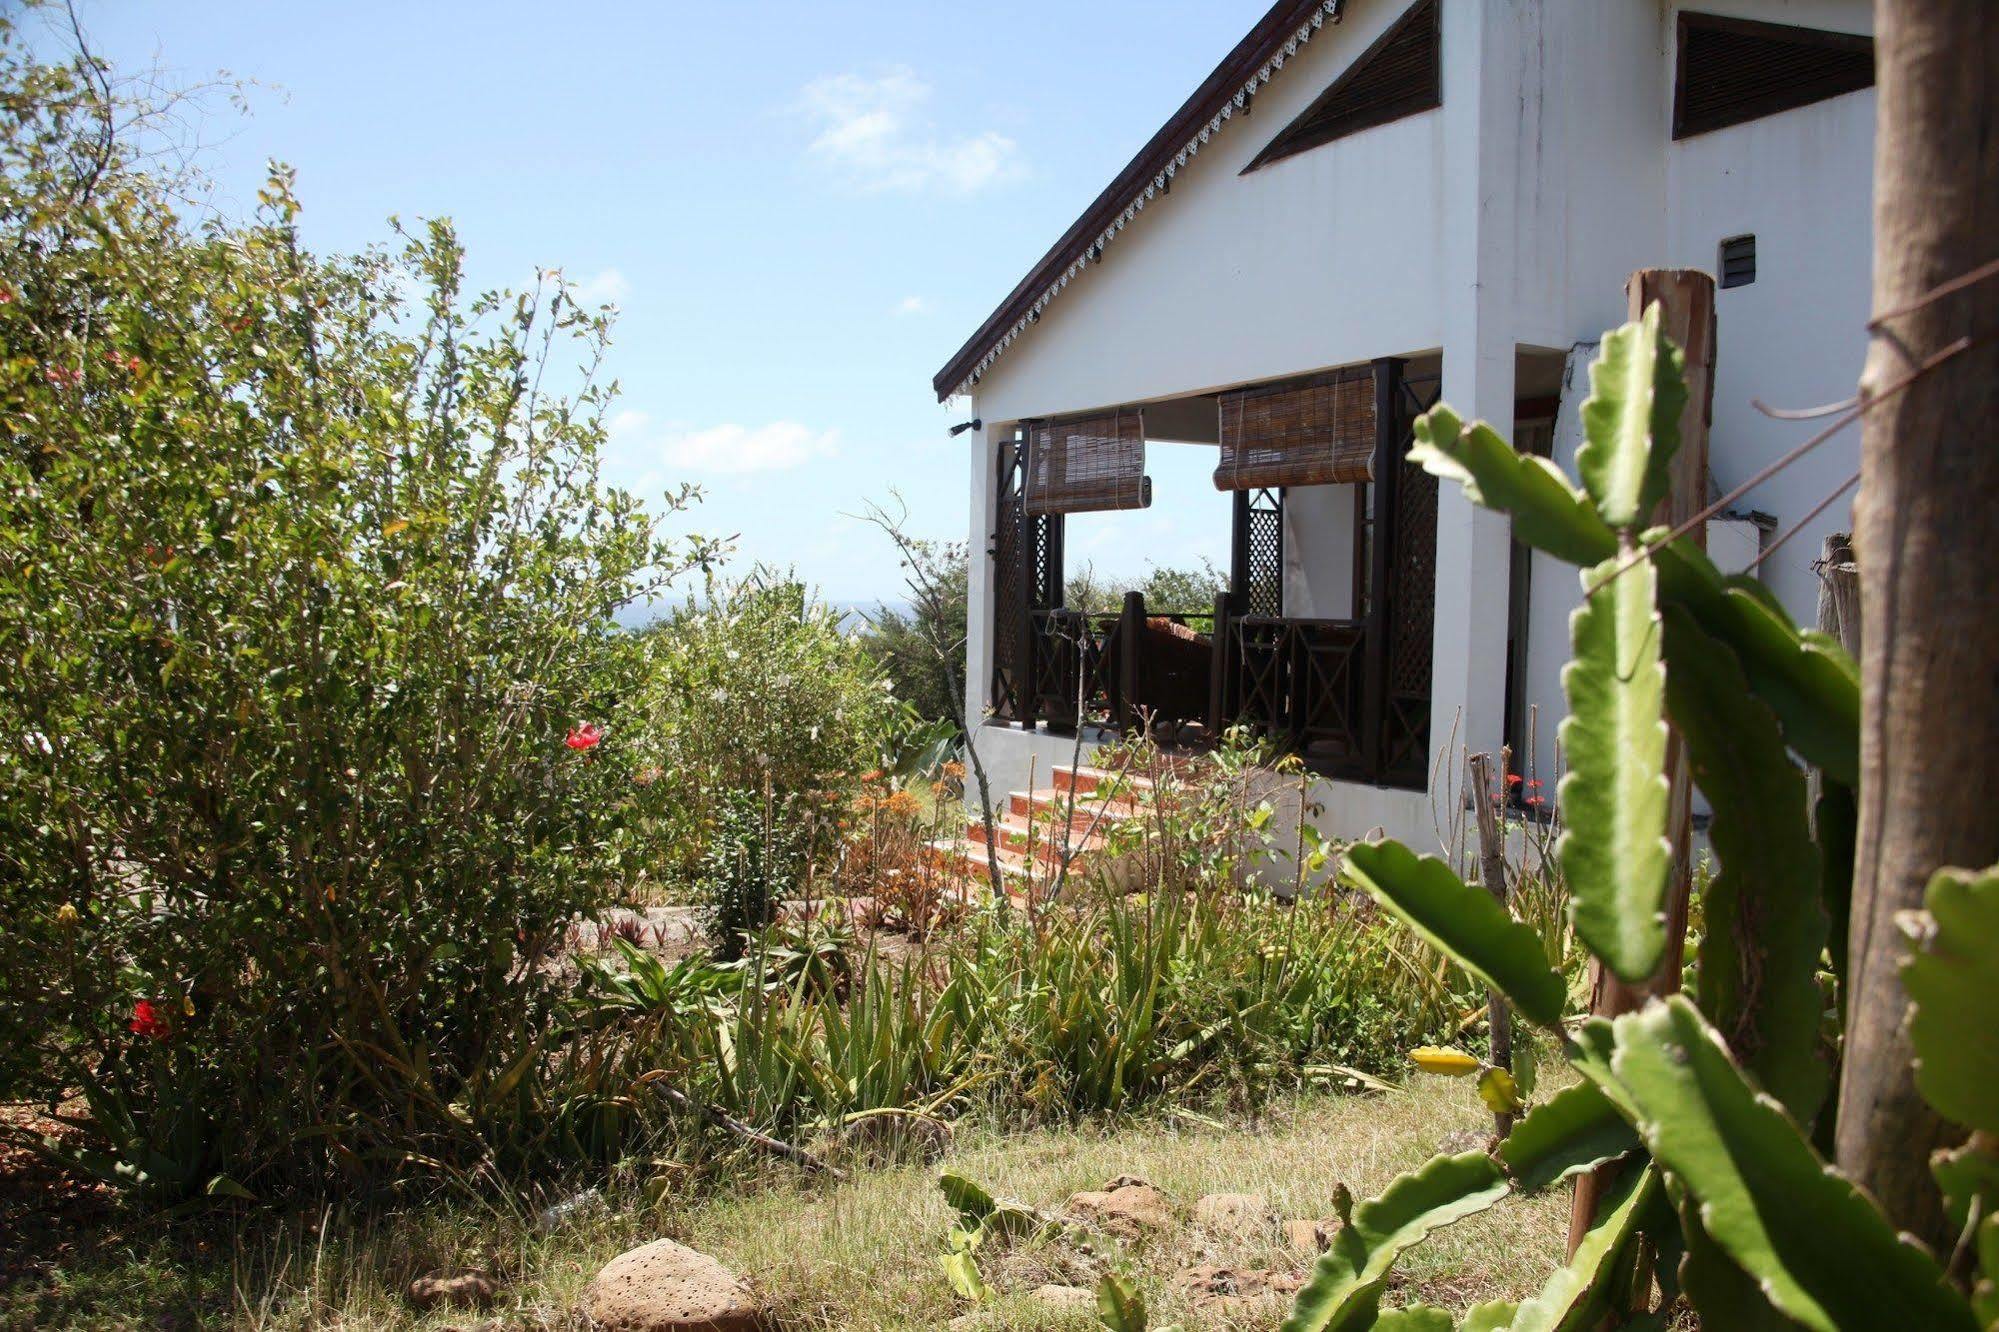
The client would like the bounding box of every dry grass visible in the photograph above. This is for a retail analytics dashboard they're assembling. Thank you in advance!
[2,1077,1571,1331]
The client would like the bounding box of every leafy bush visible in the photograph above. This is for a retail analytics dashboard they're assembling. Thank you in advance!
[0,31,712,1200]
[621,571,900,892]
[696,787,803,962]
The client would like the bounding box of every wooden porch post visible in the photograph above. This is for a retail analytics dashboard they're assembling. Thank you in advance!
[1361,357,1405,784]
[1116,591,1145,736]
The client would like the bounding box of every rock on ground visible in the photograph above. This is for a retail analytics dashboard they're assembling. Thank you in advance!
[1028,1282,1099,1310]
[1065,1175,1176,1238]
[1177,1264,1305,1314]
[407,1268,498,1311]
[584,1238,765,1331]
[1283,1217,1339,1255]
[1194,1191,1273,1235]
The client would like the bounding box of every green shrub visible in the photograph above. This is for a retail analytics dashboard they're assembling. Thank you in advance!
[0,31,713,1200]
[696,788,803,963]
[620,572,899,894]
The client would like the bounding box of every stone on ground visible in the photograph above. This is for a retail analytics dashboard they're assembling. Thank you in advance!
[1283,1217,1339,1255]
[1194,1191,1273,1234]
[407,1268,498,1310]
[1178,1264,1306,1313]
[1065,1174,1175,1237]
[584,1238,764,1331]
[1028,1282,1099,1310]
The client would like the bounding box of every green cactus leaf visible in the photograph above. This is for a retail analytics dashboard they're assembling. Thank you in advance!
[1461,1304,1518,1332]
[1651,539,1860,786]
[1408,405,1618,567]
[1340,842,1567,1030]
[1280,1152,1509,1332]
[1974,1215,1999,1326]
[1576,304,1687,529]
[1662,605,1829,1120]
[939,1249,988,1304]
[1497,1080,1643,1194]
[1610,997,1976,1332]
[1933,1139,1999,1235]
[1505,1164,1658,1332]
[1477,1067,1522,1116]
[1663,1174,1795,1331]
[1371,1307,1455,1331]
[939,1168,998,1221]
[1096,1271,1146,1332]
[1903,863,1999,1135]
[1558,554,1672,982]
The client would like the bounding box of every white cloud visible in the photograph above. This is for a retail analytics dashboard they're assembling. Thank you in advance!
[799,68,1023,196]
[573,268,630,305]
[611,410,840,475]
[893,295,931,316]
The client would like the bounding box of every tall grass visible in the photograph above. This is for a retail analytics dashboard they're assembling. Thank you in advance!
[573,890,1469,1152]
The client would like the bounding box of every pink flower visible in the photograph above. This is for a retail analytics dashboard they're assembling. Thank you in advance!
[129,999,170,1041]
[564,723,602,752]
[1505,773,1522,787]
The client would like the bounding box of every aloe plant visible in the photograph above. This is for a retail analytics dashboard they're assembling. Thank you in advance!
[1288,310,1998,1330]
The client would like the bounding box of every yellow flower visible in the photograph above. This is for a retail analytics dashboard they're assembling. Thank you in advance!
[55,902,80,927]
[1407,1046,1481,1077]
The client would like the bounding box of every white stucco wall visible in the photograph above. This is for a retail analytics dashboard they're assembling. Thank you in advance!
[967,0,1451,427]
[961,0,1875,848]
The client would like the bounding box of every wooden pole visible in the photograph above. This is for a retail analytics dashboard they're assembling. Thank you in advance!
[1467,750,1515,1139]
[1567,269,1717,1254]
[1837,0,1998,1250]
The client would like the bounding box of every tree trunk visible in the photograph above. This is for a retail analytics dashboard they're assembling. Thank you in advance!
[1837,0,1999,1251]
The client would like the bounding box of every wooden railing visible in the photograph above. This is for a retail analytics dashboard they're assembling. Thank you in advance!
[1224,614,1370,780]
[1025,593,1218,734]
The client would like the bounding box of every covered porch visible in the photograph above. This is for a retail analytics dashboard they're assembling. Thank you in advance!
[983,355,1443,791]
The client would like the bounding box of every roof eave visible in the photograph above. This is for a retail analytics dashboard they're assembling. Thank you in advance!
[931,0,1345,403]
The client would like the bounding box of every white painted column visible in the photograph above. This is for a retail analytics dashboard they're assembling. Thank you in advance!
[1429,0,1517,773]
[962,415,998,737]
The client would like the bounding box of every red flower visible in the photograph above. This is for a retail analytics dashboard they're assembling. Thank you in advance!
[1525,795,1547,809]
[564,723,602,751]
[1506,773,1522,787]
[1526,778,1542,790]
[43,364,80,387]
[129,999,170,1041]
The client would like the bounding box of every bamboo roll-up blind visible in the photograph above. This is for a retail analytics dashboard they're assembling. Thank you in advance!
[1024,410,1151,515]
[1214,367,1377,490]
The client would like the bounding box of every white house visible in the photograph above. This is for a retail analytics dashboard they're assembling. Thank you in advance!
[935,0,1874,852]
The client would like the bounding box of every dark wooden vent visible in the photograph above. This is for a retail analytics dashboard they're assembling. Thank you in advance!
[1244,0,1439,173]
[1720,234,1757,289]
[1675,12,1873,140]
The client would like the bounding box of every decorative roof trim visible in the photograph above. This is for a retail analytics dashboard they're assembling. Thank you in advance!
[933,0,1346,402]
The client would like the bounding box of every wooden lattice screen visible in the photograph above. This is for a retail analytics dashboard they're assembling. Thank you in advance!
[1214,368,1377,490]
[1025,410,1150,515]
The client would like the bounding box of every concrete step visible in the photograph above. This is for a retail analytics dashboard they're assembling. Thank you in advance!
[1006,787,1140,825]
[967,813,1110,867]
[1052,764,1154,798]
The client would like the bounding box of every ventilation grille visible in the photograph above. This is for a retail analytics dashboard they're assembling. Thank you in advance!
[1720,234,1757,289]
[1676,12,1874,140]
[1246,0,1439,172]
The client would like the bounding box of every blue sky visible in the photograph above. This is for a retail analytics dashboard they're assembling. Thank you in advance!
[61,0,1252,606]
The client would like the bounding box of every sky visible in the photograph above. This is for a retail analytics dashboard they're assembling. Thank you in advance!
[52,0,1254,608]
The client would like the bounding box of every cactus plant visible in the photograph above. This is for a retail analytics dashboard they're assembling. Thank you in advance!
[1281,311,1997,1330]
